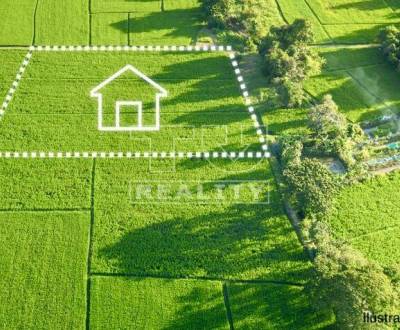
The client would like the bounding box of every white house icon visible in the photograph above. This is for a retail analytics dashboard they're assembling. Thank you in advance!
[90,64,168,132]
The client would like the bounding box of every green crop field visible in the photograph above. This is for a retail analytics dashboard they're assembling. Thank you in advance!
[1,0,399,328]
[0,211,89,329]
[328,172,400,268]
[0,50,260,153]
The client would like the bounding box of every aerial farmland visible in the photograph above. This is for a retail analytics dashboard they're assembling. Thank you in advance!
[0,0,399,329]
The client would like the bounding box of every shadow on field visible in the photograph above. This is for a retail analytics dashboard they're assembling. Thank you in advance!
[332,0,399,11]
[97,200,311,282]
[111,8,201,42]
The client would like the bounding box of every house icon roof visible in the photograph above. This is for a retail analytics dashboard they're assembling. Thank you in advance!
[90,64,168,97]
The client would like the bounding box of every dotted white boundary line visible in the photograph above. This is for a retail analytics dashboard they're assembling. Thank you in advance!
[0,49,33,118]
[228,52,268,152]
[0,151,270,159]
[0,45,269,159]
[29,45,233,52]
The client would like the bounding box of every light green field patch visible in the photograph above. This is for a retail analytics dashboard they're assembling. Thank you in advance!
[318,47,384,71]
[1,51,261,152]
[163,0,201,10]
[277,0,331,43]
[307,0,399,24]
[328,172,400,240]
[324,24,398,44]
[0,159,92,210]
[90,277,229,329]
[0,50,28,100]
[0,0,36,45]
[347,64,400,116]
[351,227,400,268]
[91,13,129,45]
[35,0,89,44]
[262,107,310,136]
[91,0,161,13]
[305,71,383,122]
[129,9,202,45]
[0,211,89,329]
[91,159,312,282]
[228,283,334,329]
[328,171,400,268]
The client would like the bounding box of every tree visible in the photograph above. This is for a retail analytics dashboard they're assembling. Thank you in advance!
[283,158,340,215]
[280,138,303,167]
[307,223,399,329]
[379,26,400,69]
[259,20,324,107]
[308,94,347,140]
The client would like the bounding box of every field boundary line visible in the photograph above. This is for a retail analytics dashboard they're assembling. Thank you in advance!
[85,159,96,330]
[32,0,40,45]
[228,52,268,152]
[0,207,91,213]
[302,0,334,43]
[222,283,234,330]
[0,50,33,117]
[348,223,400,241]
[274,0,288,24]
[90,272,305,286]
[0,151,270,159]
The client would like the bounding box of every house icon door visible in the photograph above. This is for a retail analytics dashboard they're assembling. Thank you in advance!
[115,101,143,129]
[90,64,168,132]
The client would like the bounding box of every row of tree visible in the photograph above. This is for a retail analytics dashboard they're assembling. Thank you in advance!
[258,19,324,107]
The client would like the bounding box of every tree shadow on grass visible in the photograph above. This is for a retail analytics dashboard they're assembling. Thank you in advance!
[97,199,312,282]
[111,8,202,42]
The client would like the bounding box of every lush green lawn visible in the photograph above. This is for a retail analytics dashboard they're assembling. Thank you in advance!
[0,51,260,152]
[0,211,89,329]
[228,283,334,329]
[91,159,312,282]
[328,172,400,267]
[90,277,229,329]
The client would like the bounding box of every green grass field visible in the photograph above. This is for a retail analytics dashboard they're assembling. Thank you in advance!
[0,211,89,329]
[91,159,312,282]
[90,277,229,329]
[0,50,260,153]
[328,172,400,268]
[1,0,399,328]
